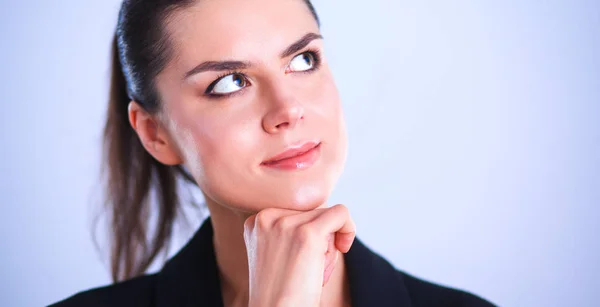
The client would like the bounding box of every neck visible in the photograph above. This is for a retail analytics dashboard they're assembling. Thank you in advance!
[205,199,351,307]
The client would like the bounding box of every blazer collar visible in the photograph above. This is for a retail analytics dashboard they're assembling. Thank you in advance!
[345,237,413,307]
[155,217,223,307]
[156,217,412,307]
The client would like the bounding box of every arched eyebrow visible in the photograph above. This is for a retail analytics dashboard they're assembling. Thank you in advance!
[183,32,323,80]
[184,60,250,79]
[280,32,323,58]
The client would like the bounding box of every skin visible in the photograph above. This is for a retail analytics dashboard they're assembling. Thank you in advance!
[127,0,352,305]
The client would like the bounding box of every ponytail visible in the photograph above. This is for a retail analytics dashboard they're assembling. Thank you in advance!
[102,33,179,282]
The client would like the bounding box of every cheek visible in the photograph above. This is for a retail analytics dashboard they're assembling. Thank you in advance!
[308,70,344,123]
[309,73,347,154]
[301,72,348,189]
[171,107,259,188]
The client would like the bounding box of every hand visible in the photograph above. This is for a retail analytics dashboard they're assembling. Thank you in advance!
[244,204,355,307]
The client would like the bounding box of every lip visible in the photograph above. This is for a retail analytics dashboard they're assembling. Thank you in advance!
[261,140,321,170]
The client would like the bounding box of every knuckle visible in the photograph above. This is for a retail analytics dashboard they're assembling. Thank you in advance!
[243,215,255,231]
[333,204,349,217]
[255,209,274,230]
[295,224,316,244]
[273,216,293,232]
[333,203,348,212]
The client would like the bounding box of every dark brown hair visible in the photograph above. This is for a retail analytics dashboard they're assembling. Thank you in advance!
[104,0,320,282]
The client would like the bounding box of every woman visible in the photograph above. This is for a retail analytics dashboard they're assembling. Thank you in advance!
[51,0,495,306]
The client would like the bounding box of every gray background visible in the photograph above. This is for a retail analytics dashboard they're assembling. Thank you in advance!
[1,0,599,306]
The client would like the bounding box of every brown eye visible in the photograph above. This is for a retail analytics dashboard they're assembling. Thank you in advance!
[209,73,248,95]
[232,74,246,87]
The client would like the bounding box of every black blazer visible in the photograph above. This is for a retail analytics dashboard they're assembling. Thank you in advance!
[50,218,496,307]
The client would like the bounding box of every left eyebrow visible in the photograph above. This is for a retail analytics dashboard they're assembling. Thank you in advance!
[280,32,323,58]
[184,60,251,80]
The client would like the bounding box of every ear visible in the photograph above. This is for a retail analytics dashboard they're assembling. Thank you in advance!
[128,101,183,166]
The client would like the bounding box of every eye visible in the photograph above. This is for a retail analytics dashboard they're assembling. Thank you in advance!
[206,73,248,95]
[288,52,315,72]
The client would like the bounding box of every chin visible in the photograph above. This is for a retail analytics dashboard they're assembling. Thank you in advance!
[203,156,344,214]
[267,181,334,212]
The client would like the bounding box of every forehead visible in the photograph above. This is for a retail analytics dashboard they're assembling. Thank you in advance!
[164,0,320,67]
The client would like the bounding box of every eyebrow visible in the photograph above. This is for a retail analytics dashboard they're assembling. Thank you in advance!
[184,32,323,80]
[280,32,323,58]
[184,61,250,79]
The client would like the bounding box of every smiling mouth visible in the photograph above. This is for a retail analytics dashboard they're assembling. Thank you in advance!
[261,141,322,170]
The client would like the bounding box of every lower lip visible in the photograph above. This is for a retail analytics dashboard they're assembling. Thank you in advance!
[261,143,321,170]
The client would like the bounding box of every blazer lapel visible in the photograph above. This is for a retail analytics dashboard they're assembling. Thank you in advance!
[155,218,224,307]
[155,217,413,307]
[345,238,413,307]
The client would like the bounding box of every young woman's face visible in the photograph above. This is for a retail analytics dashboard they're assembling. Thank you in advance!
[155,0,347,213]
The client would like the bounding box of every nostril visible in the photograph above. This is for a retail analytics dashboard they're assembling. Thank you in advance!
[276,122,289,129]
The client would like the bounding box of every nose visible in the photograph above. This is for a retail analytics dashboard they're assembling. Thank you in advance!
[262,87,305,134]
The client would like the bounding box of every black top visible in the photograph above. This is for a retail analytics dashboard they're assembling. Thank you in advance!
[49,218,496,307]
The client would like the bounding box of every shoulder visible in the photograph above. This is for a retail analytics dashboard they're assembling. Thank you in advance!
[47,274,157,307]
[398,271,496,307]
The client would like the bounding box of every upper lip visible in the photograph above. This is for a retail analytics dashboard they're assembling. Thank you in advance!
[262,140,321,164]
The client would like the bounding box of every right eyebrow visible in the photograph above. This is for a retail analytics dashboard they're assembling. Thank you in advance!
[280,32,323,58]
[184,60,251,80]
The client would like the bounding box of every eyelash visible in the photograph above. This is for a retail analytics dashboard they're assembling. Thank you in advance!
[204,71,247,98]
[293,48,322,74]
[204,48,323,99]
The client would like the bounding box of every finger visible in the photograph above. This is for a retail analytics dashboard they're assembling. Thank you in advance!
[274,208,325,229]
[334,230,355,253]
[247,207,304,232]
[322,234,339,286]
[309,204,356,253]
[243,214,257,243]
[244,214,257,231]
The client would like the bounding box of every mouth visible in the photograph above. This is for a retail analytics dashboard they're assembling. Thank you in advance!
[261,141,322,170]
